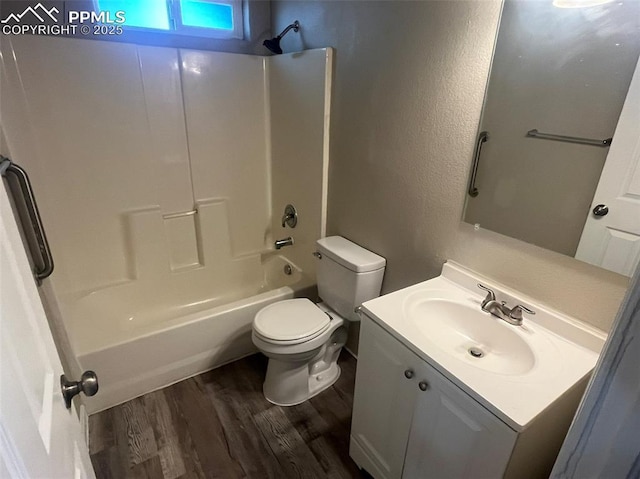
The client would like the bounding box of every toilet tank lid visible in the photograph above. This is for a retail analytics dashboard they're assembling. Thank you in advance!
[316,236,386,273]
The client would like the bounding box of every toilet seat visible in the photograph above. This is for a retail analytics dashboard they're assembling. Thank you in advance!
[253,298,331,344]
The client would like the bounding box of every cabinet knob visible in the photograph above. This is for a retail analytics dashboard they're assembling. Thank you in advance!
[404,369,414,379]
[418,381,428,391]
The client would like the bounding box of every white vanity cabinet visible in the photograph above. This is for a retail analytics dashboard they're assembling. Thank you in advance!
[350,317,517,479]
[350,262,603,479]
[349,314,422,479]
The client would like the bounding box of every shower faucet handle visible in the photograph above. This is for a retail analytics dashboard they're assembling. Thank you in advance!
[281,204,298,228]
[281,213,294,227]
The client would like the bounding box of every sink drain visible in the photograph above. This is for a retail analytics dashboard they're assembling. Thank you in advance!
[468,347,484,358]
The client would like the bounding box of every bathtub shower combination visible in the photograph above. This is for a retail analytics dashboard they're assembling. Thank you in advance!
[69,252,312,412]
[1,35,333,412]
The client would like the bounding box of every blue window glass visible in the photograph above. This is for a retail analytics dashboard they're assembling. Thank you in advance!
[96,0,171,30]
[180,1,233,30]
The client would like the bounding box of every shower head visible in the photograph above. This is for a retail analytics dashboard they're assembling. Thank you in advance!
[263,37,283,55]
[263,20,300,55]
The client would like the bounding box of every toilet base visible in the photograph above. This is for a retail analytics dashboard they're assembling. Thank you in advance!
[264,359,341,407]
[256,312,349,406]
[308,361,341,400]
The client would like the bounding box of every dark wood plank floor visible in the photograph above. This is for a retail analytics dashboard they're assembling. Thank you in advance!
[89,351,367,479]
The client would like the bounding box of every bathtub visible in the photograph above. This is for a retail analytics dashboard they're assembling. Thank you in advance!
[60,254,314,414]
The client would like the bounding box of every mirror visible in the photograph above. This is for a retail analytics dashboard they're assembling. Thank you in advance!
[464,0,640,276]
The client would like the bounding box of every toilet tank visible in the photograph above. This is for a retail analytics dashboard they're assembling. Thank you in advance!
[315,236,386,321]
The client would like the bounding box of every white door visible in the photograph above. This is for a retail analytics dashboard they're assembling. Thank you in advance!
[575,57,640,276]
[0,181,96,478]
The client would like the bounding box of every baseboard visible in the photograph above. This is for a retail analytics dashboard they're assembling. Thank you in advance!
[345,346,358,360]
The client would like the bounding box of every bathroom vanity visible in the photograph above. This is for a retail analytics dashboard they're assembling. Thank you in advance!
[349,262,605,479]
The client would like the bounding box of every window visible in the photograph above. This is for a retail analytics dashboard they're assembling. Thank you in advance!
[95,0,243,39]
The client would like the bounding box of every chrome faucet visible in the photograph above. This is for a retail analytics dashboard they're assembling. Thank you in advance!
[274,237,294,249]
[477,283,535,326]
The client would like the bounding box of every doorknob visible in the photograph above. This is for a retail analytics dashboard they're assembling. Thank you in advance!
[60,371,99,409]
[593,204,609,217]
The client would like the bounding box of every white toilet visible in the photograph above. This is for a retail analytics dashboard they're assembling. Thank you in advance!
[252,236,386,406]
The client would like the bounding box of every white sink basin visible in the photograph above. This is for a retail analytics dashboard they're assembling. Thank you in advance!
[361,262,606,430]
[405,297,535,375]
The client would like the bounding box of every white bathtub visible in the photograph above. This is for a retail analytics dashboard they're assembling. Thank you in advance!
[60,254,314,413]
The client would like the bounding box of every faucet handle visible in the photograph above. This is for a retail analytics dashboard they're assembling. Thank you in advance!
[281,213,293,227]
[509,304,535,321]
[477,283,495,307]
[281,204,297,228]
[477,283,495,298]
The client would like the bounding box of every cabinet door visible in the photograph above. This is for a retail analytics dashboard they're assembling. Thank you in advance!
[402,360,517,479]
[350,317,420,479]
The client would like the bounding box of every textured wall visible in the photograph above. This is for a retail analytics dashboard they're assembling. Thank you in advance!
[271,0,629,335]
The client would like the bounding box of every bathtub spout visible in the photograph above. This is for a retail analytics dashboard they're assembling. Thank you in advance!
[275,237,294,249]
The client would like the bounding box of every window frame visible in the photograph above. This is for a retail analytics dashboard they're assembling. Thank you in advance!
[170,0,244,40]
[92,0,244,40]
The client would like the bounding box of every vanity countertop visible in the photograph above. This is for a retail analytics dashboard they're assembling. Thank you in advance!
[360,261,607,431]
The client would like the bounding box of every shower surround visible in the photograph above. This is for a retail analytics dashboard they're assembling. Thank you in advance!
[1,35,332,412]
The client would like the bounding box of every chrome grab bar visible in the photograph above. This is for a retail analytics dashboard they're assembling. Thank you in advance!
[468,131,488,197]
[1,157,54,283]
[162,209,197,220]
[526,129,612,147]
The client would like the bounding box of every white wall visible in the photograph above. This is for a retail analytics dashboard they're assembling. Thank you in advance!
[181,49,270,257]
[2,36,194,293]
[269,48,333,281]
[2,36,275,295]
[1,35,332,359]
[271,0,629,336]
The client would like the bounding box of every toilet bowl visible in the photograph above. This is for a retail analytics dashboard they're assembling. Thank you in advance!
[252,299,348,406]
[252,236,386,406]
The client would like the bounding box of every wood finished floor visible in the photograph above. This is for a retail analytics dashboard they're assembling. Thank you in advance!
[89,352,367,479]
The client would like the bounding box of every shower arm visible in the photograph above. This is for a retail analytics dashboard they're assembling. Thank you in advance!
[276,21,300,40]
